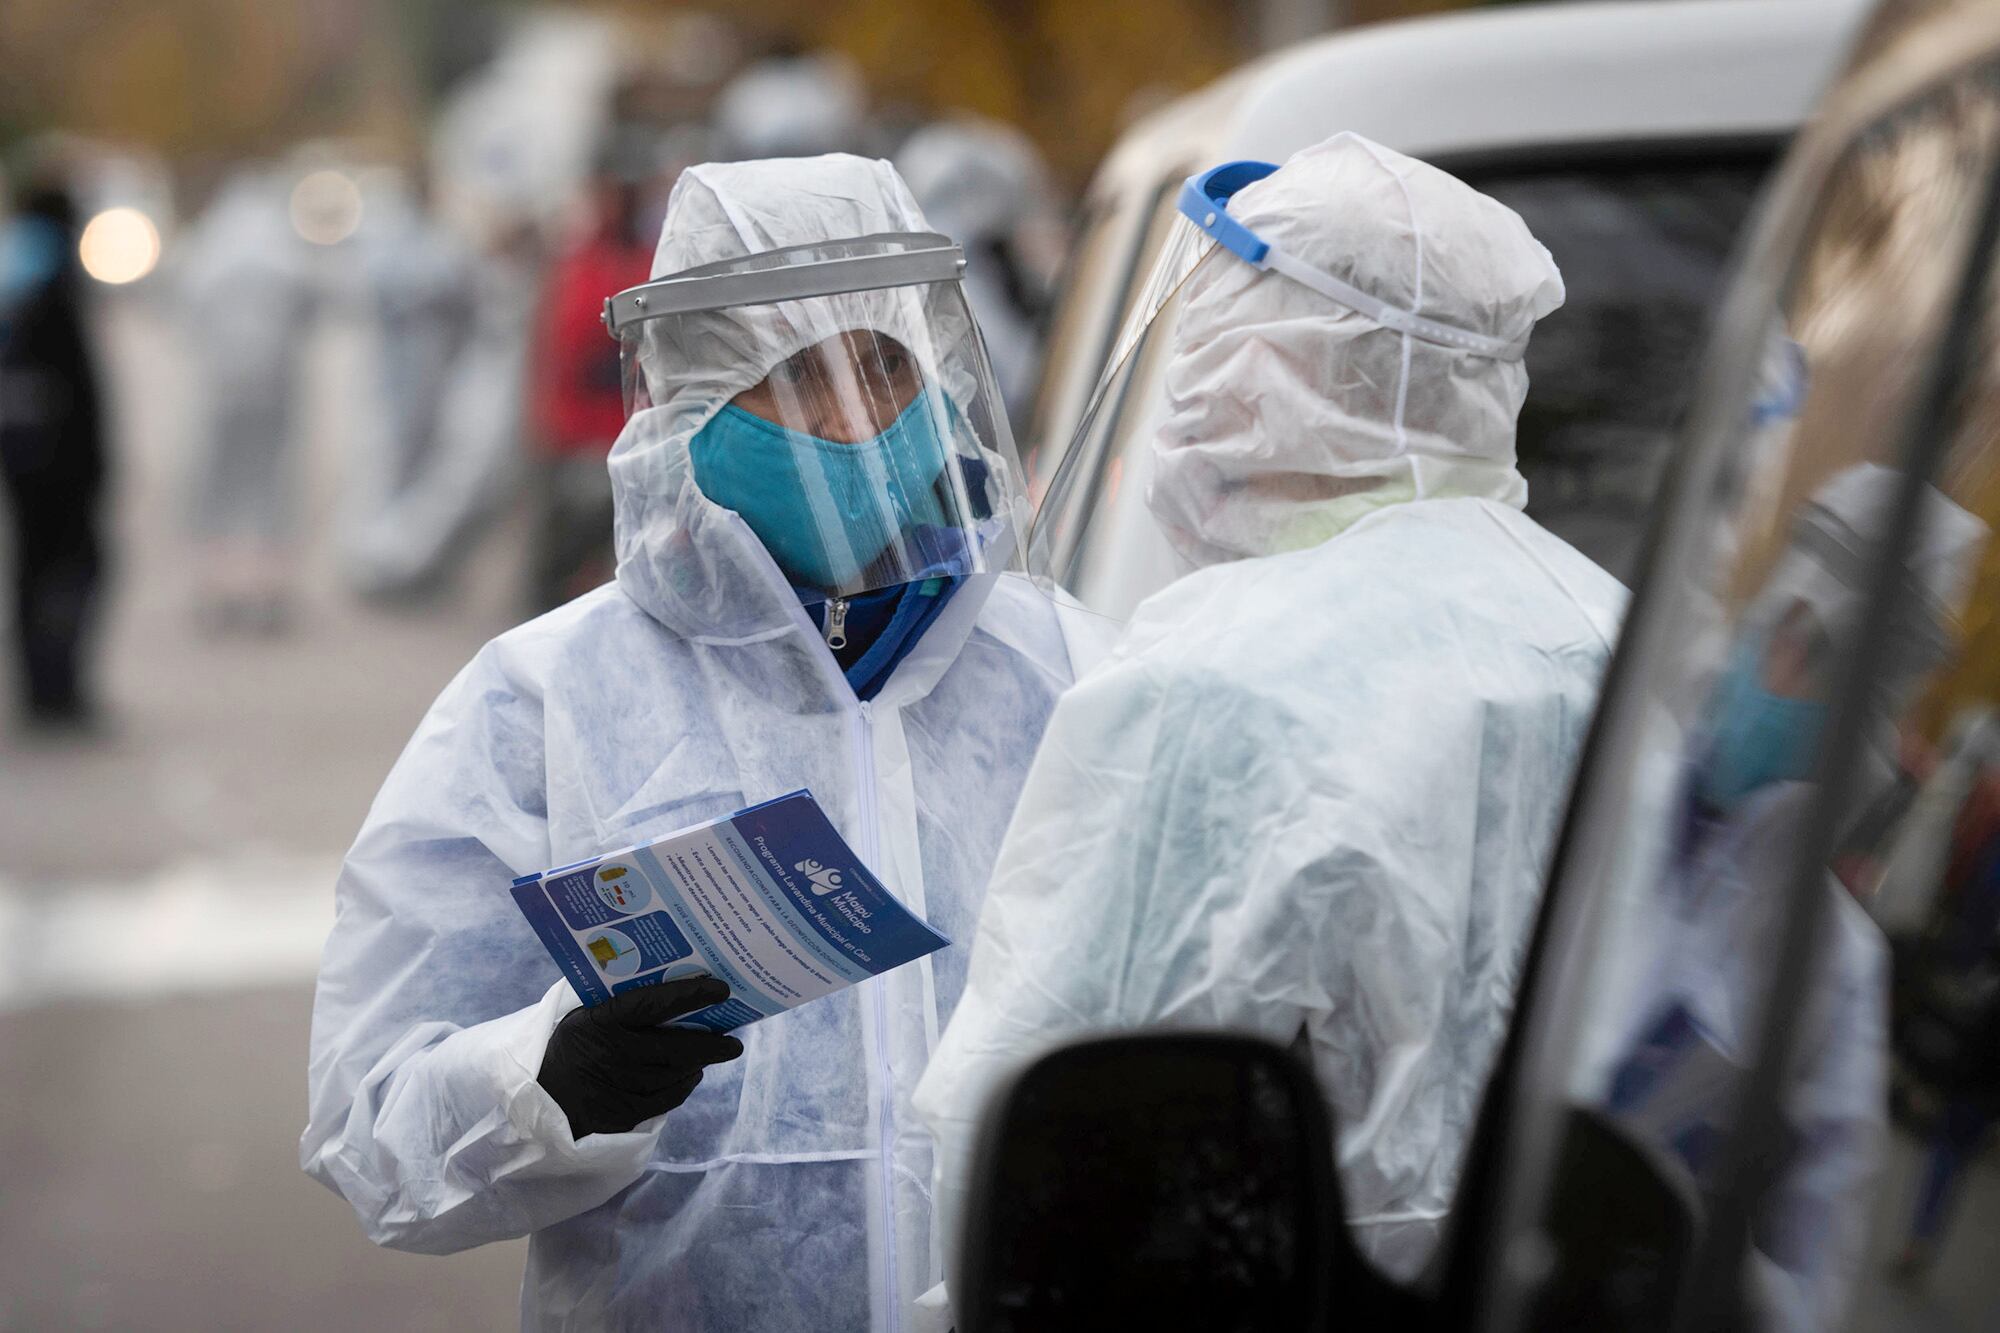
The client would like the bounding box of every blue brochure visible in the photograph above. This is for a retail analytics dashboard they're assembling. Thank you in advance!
[511,790,951,1032]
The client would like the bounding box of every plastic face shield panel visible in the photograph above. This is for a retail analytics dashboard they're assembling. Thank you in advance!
[610,233,1033,602]
[1028,161,1525,596]
[1027,209,1219,593]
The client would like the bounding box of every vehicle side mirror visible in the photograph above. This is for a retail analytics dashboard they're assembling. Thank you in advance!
[1523,1107,1704,1332]
[954,1032,1340,1333]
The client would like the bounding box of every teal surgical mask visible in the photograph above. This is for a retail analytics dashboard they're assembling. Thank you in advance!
[1694,639,1828,811]
[689,387,954,594]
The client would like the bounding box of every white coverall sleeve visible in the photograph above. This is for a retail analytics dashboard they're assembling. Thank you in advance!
[301,644,664,1254]
[915,656,1333,1302]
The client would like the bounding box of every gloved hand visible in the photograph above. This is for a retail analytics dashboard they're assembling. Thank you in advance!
[537,976,745,1139]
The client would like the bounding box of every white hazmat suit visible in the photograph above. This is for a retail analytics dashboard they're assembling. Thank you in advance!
[180,170,315,543]
[915,133,1627,1294]
[302,155,1104,1332]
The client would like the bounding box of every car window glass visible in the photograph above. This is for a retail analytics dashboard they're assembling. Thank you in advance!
[1470,158,1773,583]
[1510,70,2000,1333]
[1843,200,2000,1333]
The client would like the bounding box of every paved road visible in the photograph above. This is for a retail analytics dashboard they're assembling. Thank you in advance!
[0,296,527,1330]
[1,295,1993,1331]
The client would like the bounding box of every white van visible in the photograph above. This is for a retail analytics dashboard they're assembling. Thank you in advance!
[1024,0,1870,615]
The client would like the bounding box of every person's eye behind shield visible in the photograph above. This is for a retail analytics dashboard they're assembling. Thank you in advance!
[731,332,926,444]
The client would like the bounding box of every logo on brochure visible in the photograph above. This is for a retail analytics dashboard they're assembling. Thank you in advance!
[794,858,846,896]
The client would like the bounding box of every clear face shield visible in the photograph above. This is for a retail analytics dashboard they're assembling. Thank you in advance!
[609,233,1033,602]
[1026,193,1221,598]
[1029,162,1529,609]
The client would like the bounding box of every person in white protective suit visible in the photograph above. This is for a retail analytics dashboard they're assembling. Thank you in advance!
[1601,464,1985,1333]
[914,131,1628,1298]
[895,118,1062,424]
[302,154,1106,1332]
[180,168,316,630]
[339,171,478,599]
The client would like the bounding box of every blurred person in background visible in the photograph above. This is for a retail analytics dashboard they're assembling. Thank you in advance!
[524,134,656,612]
[1886,732,2000,1281]
[339,167,478,601]
[917,133,1623,1302]
[712,46,867,160]
[179,168,315,633]
[303,153,1105,1332]
[1892,805,2000,1282]
[0,175,107,730]
[1603,465,1984,1331]
[896,117,1063,424]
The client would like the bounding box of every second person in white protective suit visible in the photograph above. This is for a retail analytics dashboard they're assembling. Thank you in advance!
[916,132,1628,1295]
[302,155,1106,1332]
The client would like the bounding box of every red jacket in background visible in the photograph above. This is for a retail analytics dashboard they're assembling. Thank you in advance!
[530,229,652,458]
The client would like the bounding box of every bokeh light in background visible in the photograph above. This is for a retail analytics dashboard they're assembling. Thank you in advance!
[77,204,161,284]
[288,167,363,245]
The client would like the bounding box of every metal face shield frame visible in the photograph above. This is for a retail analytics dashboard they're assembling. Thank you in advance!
[606,232,1036,603]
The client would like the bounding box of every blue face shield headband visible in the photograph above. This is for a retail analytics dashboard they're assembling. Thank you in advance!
[1176,160,1525,361]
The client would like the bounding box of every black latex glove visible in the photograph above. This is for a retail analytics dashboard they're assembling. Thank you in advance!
[537,976,745,1139]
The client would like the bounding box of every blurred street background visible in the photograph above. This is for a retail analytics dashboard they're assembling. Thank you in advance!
[0,3,1347,1325]
[0,291,530,1327]
[1,0,1997,1329]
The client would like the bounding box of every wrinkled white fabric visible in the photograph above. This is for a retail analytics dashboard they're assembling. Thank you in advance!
[303,154,1108,1333]
[918,499,1623,1292]
[1147,133,1566,566]
[919,135,1618,1304]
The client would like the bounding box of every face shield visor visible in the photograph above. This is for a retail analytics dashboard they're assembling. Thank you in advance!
[1029,161,1528,603]
[609,232,1032,603]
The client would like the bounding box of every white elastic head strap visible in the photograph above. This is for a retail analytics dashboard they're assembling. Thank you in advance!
[1262,245,1523,360]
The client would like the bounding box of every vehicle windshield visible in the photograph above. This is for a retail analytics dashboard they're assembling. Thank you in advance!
[1472,153,1773,580]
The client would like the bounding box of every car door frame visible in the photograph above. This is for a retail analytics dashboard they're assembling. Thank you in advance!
[1432,14,2000,1332]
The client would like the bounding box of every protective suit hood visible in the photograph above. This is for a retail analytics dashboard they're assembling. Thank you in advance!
[1148,132,1566,565]
[608,153,981,640]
